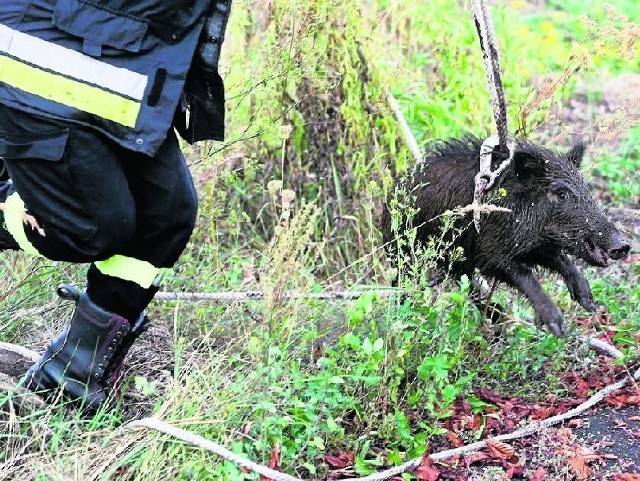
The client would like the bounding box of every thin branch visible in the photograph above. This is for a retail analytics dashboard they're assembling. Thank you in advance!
[125,418,304,481]
[153,289,401,302]
[385,88,422,164]
[0,342,38,363]
[585,336,624,359]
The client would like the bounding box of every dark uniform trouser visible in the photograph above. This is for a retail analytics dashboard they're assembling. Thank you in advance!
[0,105,198,320]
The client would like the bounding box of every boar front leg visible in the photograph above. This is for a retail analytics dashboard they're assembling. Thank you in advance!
[537,251,597,312]
[494,264,565,337]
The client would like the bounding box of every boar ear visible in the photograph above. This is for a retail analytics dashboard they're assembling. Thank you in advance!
[566,142,586,168]
[512,150,546,177]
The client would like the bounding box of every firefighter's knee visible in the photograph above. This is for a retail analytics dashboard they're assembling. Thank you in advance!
[49,203,137,260]
[169,182,198,250]
[181,183,199,239]
[80,206,137,258]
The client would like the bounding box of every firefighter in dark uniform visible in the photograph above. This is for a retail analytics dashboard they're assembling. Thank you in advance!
[0,0,231,411]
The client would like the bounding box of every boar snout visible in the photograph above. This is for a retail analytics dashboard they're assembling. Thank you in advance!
[585,231,630,267]
[607,233,630,260]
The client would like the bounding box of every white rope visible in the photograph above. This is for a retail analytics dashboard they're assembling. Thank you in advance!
[472,135,515,232]
[470,0,514,232]
[126,418,304,481]
[471,0,509,148]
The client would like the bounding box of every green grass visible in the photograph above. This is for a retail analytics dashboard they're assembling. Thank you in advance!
[1,1,639,480]
[590,125,640,205]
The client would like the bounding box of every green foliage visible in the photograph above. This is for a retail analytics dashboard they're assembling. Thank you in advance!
[591,125,640,205]
[1,0,639,479]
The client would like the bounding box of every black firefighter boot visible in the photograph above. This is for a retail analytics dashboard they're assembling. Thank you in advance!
[102,312,151,401]
[24,284,148,412]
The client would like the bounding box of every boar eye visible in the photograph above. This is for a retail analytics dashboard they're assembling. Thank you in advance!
[552,186,570,201]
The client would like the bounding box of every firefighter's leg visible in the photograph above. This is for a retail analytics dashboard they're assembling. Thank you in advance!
[85,127,198,323]
[80,128,198,397]
[0,107,196,410]
[0,109,137,409]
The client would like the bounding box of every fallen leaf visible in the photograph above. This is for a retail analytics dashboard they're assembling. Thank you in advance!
[460,414,482,432]
[414,455,440,481]
[485,439,515,460]
[531,406,556,420]
[529,467,548,481]
[325,451,355,469]
[607,394,640,407]
[628,416,640,422]
[567,447,600,481]
[614,420,628,429]
[555,427,576,444]
[568,418,585,428]
[447,430,463,447]
[475,388,510,405]
[483,416,501,436]
[260,443,281,481]
[505,462,526,478]
[571,376,592,397]
[613,475,640,481]
[465,451,490,465]
[570,455,591,480]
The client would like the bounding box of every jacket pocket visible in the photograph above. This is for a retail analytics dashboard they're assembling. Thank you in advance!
[52,0,148,56]
[0,129,69,161]
[0,126,98,242]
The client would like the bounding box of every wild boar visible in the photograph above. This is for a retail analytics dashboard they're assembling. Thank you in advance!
[382,136,630,336]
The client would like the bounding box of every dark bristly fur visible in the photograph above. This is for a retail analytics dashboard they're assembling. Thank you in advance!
[382,136,631,336]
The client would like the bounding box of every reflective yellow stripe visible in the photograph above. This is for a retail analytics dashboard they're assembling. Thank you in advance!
[3,192,42,257]
[0,24,147,100]
[0,55,141,127]
[94,255,163,289]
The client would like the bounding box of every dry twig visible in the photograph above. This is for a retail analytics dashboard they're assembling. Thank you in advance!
[0,203,45,237]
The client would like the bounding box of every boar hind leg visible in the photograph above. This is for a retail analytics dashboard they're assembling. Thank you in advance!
[537,251,597,312]
[495,264,565,337]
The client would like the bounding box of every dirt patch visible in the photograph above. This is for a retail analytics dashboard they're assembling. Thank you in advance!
[574,406,640,473]
[541,75,640,150]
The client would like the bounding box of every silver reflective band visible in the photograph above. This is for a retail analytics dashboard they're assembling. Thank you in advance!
[0,24,148,101]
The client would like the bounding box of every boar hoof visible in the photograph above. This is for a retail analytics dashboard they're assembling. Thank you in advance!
[578,297,598,312]
[535,311,566,337]
[568,282,597,312]
[546,321,566,338]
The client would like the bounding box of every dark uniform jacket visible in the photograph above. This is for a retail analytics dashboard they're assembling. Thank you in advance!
[0,0,231,156]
